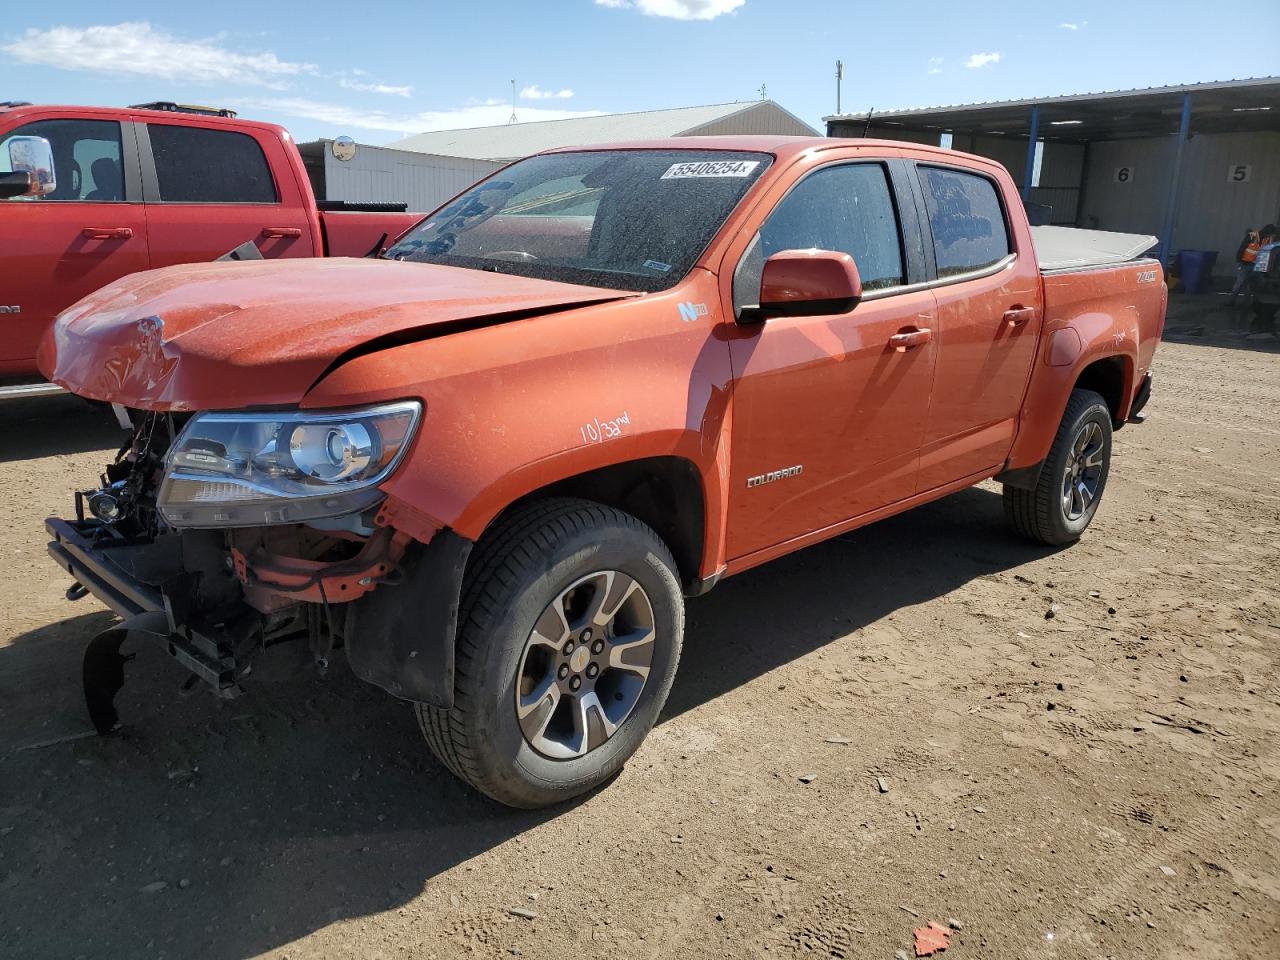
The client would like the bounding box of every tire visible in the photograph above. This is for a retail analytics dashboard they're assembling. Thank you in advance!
[1003,388,1113,546]
[417,497,684,808]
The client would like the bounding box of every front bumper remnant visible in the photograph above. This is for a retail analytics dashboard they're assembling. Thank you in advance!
[47,517,251,730]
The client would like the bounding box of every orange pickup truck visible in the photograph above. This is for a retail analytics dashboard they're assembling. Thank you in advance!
[41,136,1165,807]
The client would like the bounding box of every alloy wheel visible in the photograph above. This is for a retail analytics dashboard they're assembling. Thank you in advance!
[514,570,656,760]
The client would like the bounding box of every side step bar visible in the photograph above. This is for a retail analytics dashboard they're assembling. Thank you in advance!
[0,381,65,400]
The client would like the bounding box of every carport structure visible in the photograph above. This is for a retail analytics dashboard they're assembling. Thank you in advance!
[825,77,1280,278]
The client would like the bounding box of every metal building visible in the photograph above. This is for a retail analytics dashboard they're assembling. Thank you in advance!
[297,140,504,213]
[826,78,1280,277]
[387,100,818,162]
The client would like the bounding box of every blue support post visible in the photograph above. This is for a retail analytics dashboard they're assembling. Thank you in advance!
[1021,105,1040,200]
[1159,92,1193,265]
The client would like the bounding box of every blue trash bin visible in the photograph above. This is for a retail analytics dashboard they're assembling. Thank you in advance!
[1178,249,1218,294]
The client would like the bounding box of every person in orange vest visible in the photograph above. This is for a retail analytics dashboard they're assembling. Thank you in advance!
[1230,226,1267,306]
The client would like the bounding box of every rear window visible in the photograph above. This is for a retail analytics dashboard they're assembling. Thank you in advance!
[148,124,277,204]
[919,166,1010,278]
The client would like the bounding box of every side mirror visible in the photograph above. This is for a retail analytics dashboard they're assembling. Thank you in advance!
[0,136,55,199]
[745,249,863,322]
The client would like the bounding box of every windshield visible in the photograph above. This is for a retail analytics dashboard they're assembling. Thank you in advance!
[384,149,772,292]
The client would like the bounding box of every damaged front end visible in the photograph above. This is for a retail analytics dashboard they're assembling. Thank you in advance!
[47,402,469,734]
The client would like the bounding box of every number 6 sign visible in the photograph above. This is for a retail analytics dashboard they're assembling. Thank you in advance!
[1113,166,1133,184]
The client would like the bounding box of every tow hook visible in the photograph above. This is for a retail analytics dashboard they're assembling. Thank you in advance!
[65,581,89,601]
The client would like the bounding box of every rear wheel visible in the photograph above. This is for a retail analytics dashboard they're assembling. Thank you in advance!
[417,498,684,808]
[1003,388,1113,545]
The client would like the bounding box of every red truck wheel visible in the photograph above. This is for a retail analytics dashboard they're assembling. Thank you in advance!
[417,497,684,808]
[1003,388,1113,546]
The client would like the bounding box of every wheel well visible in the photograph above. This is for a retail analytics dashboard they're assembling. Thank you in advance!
[1073,356,1128,425]
[507,457,706,589]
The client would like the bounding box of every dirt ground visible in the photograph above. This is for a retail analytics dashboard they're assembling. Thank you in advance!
[1,339,1277,960]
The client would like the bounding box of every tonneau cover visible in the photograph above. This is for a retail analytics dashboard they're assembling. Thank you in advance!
[1032,225,1159,273]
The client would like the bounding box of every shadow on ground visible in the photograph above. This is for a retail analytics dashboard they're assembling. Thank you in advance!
[0,393,123,463]
[0,486,1055,959]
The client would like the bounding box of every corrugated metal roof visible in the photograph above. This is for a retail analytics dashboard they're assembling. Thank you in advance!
[823,76,1280,121]
[387,101,815,160]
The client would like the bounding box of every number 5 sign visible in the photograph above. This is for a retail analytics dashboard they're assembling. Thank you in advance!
[1113,166,1133,184]
[1228,164,1252,183]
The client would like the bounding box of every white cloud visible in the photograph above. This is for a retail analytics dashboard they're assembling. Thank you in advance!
[1058,20,1087,29]
[594,0,746,20]
[964,51,1001,69]
[928,56,943,75]
[0,21,314,89]
[235,96,604,135]
[520,84,575,100]
[339,77,413,97]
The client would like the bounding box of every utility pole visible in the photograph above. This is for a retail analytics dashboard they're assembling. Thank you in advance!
[757,83,768,101]
[508,79,518,125]
[836,60,843,114]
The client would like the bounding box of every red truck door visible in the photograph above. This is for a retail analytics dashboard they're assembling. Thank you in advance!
[0,117,148,371]
[725,160,938,560]
[137,120,316,268]
[911,162,1042,490]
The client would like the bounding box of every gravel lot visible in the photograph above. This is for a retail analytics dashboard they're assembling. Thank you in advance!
[1,340,1277,959]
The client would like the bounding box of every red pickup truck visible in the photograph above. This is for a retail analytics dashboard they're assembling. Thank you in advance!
[0,101,420,392]
[41,136,1165,808]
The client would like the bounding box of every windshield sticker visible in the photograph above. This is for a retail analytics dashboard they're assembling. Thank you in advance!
[661,160,760,180]
[643,259,673,273]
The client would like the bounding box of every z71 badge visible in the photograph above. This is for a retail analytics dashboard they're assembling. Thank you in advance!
[0,305,20,314]
[1136,270,1158,284]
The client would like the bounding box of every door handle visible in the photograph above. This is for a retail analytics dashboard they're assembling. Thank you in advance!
[1003,306,1036,327]
[888,327,932,351]
[261,226,303,239]
[81,227,133,240]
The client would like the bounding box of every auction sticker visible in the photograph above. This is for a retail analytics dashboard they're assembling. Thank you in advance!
[661,160,760,179]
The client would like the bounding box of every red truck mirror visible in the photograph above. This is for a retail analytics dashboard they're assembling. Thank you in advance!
[0,135,56,199]
[754,249,863,320]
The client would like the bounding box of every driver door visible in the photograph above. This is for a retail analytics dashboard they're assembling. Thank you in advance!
[0,117,148,369]
[724,160,938,561]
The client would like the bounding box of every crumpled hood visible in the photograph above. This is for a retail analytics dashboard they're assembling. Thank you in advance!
[39,257,633,410]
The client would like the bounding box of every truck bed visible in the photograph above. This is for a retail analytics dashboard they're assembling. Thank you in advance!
[1032,225,1159,274]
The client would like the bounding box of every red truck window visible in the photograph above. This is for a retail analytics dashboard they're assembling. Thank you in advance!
[0,119,124,202]
[734,162,905,310]
[147,124,277,204]
[918,166,1011,278]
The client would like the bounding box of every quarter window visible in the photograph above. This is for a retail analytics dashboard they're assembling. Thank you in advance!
[919,166,1010,278]
[0,119,125,202]
[148,125,277,203]
[735,163,905,311]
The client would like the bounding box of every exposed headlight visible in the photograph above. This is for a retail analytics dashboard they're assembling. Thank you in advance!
[158,401,420,528]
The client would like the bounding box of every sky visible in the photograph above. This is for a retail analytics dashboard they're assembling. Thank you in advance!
[0,0,1276,145]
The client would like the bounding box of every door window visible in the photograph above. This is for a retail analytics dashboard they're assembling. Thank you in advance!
[0,119,124,202]
[735,162,904,310]
[148,125,277,203]
[918,166,1010,278]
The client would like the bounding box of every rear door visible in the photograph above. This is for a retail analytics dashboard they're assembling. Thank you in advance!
[911,162,1042,490]
[0,116,148,369]
[724,158,938,560]
[138,120,314,267]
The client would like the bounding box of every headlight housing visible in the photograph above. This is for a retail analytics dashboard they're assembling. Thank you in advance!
[158,401,421,528]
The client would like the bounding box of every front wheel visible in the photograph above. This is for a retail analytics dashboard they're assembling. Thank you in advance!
[417,498,684,808]
[1003,388,1113,545]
